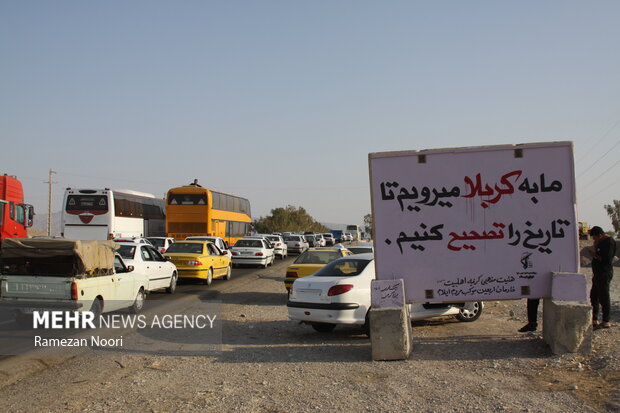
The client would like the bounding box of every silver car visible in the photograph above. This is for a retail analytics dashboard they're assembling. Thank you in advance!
[283,235,309,254]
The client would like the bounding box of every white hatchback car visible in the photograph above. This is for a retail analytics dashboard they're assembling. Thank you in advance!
[265,234,288,259]
[185,236,232,259]
[287,253,483,333]
[116,241,179,294]
[231,238,275,268]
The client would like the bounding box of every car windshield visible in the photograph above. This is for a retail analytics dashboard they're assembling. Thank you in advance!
[117,245,136,260]
[165,242,204,254]
[294,251,342,264]
[314,258,371,277]
[283,236,300,242]
[266,236,279,242]
[147,238,164,248]
[347,247,373,255]
[235,239,263,248]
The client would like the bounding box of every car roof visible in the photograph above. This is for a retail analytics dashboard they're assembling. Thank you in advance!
[306,247,346,252]
[339,252,373,261]
[115,241,148,246]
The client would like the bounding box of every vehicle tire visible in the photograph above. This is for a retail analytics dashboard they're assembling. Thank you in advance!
[130,289,145,314]
[455,301,483,322]
[362,310,370,337]
[89,298,103,327]
[225,265,232,280]
[166,273,177,294]
[311,322,336,333]
[203,268,213,286]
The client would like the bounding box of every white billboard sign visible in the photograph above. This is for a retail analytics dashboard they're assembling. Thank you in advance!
[369,142,578,302]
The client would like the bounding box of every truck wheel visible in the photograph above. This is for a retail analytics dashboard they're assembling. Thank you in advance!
[166,273,177,294]
[130,289,145,314]
[90,298,103,319]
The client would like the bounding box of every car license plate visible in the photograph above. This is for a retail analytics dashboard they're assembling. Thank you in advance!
[299,289,321,295]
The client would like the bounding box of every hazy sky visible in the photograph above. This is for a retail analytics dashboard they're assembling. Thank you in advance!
[2,1,619,230]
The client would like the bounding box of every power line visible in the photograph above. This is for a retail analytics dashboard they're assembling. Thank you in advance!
[580,157,620,192]
[577,130,620,178]
[576,117,620,166]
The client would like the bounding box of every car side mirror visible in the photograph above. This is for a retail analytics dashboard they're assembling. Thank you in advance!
[165,256,172,261]
[127,265,135,272]
[221,251,228,256]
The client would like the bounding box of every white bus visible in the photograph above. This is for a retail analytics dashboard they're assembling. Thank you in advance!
[61,188,165,240]
[346,224,361,241]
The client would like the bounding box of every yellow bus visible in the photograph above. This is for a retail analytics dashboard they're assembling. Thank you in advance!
[166,185,251,246]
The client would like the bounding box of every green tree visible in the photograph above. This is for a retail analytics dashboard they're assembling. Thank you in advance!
[604,200,620,236]
[253,205,329,234]
[363,213,373,239]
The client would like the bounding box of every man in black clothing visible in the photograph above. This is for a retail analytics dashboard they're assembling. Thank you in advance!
[588,226,616,329]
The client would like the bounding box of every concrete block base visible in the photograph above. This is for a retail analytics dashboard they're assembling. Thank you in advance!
[369,307,412,361]
[543,298,592,355]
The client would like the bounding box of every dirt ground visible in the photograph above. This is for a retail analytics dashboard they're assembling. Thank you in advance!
[0,241,617,412]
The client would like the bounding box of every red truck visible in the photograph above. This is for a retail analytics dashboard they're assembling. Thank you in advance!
[0,174,34,241]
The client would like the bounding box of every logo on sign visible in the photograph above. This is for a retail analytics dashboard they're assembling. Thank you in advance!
[520,252,533,270]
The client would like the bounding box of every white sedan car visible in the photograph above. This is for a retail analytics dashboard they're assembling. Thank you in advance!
[282,235,309,255]
[231,238,275,268]
[116,241,179,294]
[287,253,483,333]
[146,237,175,254]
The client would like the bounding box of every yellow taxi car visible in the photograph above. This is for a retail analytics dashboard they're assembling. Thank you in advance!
[164,240,231,285]
[284,247,352,291]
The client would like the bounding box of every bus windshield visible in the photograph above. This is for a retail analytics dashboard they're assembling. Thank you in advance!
[66,195,108,212]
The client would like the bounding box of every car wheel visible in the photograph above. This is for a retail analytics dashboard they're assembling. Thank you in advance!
[455,301,483,322]
[225,265,232,280]
[311,322,336,333]
[166,273,177,294]
[362,310,371,337]
[203,268,213,286]
[263,260,268,269]
[130,289,145,314]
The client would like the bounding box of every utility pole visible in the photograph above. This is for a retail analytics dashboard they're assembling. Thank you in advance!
[44,169,57,236]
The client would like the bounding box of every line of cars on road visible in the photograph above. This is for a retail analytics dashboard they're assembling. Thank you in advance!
[284,242,484,335]
[2,233,483,333]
